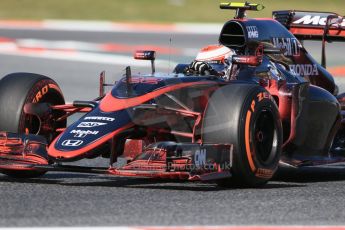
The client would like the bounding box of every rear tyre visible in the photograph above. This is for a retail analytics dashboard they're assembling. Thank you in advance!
[0,72,66,178]
[202,83,282,187]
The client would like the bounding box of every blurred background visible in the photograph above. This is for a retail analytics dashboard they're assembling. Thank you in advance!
[0,0,345,23]
[0,0,344,22]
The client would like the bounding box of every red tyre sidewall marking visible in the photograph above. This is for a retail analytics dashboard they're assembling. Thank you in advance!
[245,109,256,172]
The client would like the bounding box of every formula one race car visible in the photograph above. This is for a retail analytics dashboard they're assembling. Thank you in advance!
[0,2,345,187]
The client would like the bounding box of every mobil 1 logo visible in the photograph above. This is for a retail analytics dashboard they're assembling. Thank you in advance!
[70,129,99,138]
[272,37,300,57]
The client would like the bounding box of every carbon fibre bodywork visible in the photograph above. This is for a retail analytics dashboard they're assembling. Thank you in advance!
[1,4,345,182]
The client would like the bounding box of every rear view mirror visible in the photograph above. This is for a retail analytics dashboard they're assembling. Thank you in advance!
[134,50,156,74]
[134,50,156,61]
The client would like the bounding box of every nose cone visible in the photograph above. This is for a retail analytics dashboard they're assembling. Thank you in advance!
[48,108,133,161]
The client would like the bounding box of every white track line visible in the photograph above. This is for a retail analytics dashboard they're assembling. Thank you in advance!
[0,38,183,67]
[0,49,177,67]
[16,39,102,52]
[0,20,222,34]
[11,38,198,56]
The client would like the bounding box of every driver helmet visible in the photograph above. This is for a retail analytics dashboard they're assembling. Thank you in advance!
[195,44,235,75]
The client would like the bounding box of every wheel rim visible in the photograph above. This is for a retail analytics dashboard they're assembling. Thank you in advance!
[19,81,65,143]
[23,115,41,134]
[253,109,278,165]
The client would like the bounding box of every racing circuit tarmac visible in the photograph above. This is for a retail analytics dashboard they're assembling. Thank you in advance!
[0,26,345,226]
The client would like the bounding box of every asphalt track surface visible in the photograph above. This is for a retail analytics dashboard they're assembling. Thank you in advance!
[1,28,345,227]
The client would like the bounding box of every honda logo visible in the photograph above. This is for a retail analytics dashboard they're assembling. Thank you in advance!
[61,139,84,147]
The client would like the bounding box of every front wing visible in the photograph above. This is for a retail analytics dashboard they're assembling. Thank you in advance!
[0,132,233,182]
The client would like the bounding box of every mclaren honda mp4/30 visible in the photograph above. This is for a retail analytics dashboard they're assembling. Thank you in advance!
[0,2,345,187]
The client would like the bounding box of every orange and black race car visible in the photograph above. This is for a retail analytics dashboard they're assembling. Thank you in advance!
[0,2,345,187]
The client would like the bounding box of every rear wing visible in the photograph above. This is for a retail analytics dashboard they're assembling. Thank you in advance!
[273,11,345,42]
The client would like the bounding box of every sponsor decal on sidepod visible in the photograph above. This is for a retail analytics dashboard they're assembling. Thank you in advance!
[289,64,319,76]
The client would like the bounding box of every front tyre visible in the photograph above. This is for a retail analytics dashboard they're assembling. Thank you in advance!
[202,83,282,187]
[0,72,66,178]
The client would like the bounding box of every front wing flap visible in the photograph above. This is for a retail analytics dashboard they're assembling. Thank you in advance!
[110,142,233,181]
[0,132,49,171]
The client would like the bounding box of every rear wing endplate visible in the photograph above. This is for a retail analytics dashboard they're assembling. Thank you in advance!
[273,10,345,42]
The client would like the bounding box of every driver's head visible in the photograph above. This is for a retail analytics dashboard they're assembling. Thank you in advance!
[195,44,235,74]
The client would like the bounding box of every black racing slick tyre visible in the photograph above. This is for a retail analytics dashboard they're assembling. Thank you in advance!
[202,83,282,187]
[0,72,65,178]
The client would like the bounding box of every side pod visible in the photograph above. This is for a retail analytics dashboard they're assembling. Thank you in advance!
[285,83,341,157]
